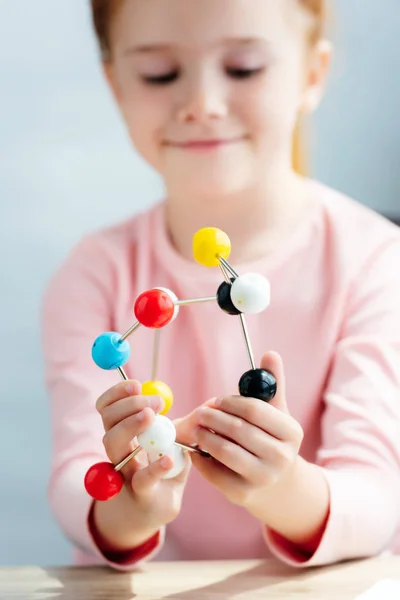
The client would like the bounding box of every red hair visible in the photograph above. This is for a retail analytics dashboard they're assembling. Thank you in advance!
[90,1,325,59]
[293,0,326,174]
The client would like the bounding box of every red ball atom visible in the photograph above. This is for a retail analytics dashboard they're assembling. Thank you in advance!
[134,288,175,328]
[84,462,123,501]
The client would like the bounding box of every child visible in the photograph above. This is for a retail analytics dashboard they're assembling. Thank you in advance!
[41,0,400,571]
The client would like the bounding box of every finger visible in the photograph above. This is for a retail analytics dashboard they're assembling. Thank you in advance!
[102,394,165,431]
[132,449,191,495]
[96,379,142,413]
[173,407,205,446]
[199,405,303,479]
[205,396,301,442]
[102,407,155,465]
[195,427,260,480]
[259,351,288,414]
[197,406,280,458]
[190,451,243,493]
[149,448,192,485]
[171,449,192,483]
[132,454,174,495]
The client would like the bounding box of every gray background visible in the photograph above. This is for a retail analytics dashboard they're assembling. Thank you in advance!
[1,1,399,566]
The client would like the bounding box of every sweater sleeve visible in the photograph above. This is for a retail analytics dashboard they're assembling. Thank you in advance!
[40,234,164,570]
[264,239,400,567]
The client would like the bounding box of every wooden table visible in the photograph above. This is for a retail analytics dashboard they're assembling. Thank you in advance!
[1,557,399,599]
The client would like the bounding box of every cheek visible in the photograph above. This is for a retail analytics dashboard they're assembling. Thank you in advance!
[120,86,169,164]
[233,68,304,139]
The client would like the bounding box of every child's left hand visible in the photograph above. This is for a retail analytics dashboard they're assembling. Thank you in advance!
[185,352,304,508]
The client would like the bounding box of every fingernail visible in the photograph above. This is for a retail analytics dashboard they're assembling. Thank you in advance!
[126,383,134,394]
[214,397,222,407]
[137,410,146,421]
[160,456,170,469]
[150,396,164,412]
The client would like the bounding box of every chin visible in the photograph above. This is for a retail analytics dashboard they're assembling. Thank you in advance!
[163,145,256,199]
[166,165,252,203]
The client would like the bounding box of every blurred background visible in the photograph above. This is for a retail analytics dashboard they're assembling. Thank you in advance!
[1,0,399,566]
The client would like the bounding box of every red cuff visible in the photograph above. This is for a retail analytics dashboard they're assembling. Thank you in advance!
[265,528,314,563]
[88,501,161,566]
[263,500,330,566]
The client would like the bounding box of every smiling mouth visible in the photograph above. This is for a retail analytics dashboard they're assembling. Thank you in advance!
[165,137,245,151]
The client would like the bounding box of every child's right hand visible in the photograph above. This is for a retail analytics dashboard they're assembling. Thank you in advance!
[96,379,191,528]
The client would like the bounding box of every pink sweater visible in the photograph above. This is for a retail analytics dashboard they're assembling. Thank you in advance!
[41,180,400,570]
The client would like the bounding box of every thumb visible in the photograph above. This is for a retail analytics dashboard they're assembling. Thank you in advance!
[173,407,202,447]
[260,351,289,414]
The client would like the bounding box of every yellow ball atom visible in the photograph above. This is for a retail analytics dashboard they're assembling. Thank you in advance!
[192,227,231,267]
[141,380,174,415]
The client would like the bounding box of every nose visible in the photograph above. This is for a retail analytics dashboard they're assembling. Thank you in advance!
[176,71,227,124]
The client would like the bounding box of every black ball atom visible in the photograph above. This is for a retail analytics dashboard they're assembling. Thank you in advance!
[217,279,241,315]
[238,368,277,402]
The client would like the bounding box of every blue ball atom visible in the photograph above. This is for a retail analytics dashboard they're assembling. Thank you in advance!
[92,332,131,370]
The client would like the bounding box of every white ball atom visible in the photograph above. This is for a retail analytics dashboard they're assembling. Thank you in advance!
[137,414,176,454]
[230,273,271,314]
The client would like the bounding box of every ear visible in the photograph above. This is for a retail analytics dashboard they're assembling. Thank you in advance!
[300,39,333,114]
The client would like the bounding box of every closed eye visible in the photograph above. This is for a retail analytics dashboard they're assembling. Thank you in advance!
[142,71,179,85]
[226,67,265,79]
[141,66,265,85]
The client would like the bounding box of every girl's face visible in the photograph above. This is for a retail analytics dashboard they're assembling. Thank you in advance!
[105,0,329,199]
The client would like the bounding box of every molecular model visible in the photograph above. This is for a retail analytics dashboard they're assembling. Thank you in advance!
[84,227,277,502]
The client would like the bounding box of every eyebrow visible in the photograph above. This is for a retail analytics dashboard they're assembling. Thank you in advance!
[124,37,268,55]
